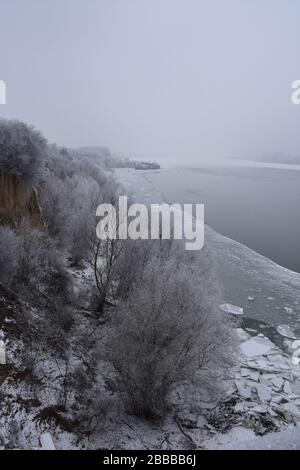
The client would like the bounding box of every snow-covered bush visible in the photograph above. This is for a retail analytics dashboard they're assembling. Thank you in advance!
[0,222,71,307]
[108,255,235,419]
[12,222,71,303]
[0,119,47,184]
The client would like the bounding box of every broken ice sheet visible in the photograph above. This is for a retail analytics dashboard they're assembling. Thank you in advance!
[282,403,300,418]
[234,380,252,399]
[266,354,291,370]
[271,396,285,404]
[240,368,260,381]
[240,336,275,358]
[291,340,300,350]
[253,383,272,402]
[247,357,282,373]
[283,380,292,395]
[259,373,277,388]
[271,377,284,390]
[220,303,244,316]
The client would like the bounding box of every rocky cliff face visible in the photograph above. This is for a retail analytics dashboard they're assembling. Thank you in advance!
[0,169,44,228]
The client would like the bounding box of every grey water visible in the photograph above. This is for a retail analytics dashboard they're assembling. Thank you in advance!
[143,165,300,274]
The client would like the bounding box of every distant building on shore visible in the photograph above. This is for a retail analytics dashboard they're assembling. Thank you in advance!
[133,161,160,170]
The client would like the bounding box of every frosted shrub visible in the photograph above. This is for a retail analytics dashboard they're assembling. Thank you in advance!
[108,255,235,419]
[0,119,47,184]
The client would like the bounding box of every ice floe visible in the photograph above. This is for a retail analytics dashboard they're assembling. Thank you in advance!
[218,328,300,435]
[276,324,296,339]
[220,303,244,315]
[240,336,275,358]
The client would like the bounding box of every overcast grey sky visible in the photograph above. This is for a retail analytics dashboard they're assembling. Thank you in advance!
[0,0,300,164]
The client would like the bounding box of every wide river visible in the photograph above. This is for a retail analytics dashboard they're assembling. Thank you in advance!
[115,165,300,339]
[139,164,300,273]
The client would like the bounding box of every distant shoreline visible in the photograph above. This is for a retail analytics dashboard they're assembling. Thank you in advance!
[233,156,300,166]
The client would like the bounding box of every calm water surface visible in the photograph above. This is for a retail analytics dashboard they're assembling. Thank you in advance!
[144,165,300,273]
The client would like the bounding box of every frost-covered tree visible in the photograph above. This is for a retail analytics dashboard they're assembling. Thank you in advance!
[86,176,129,312]
[0,119,47,183]
[41,145,110,266]
[12,222,71,303]
[107,255,235,419]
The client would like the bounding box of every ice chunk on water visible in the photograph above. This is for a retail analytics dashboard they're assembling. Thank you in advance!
[240,336,275,358]
[276,324,296,339]
[291,340,300,366]
[220,303,244,316]
[291,340,300,350]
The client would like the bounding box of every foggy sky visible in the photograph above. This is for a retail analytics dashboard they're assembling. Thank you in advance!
[0,0,300,164]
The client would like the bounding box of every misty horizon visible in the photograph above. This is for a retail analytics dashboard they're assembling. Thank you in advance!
[1,0,300,165]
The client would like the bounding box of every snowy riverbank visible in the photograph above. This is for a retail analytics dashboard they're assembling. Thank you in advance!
[113,168,300,449]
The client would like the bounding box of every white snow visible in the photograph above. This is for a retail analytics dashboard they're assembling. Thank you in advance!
[0,339,5,364]
[40,432,56,450]
[205,425,300,450]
